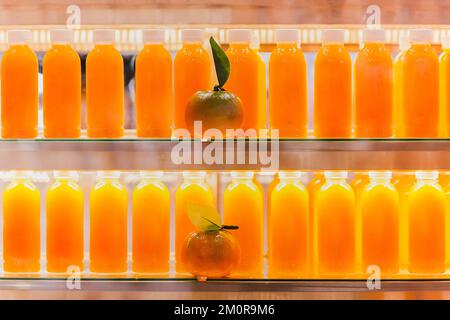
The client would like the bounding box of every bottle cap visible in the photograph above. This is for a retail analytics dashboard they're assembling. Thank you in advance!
[322,29,345,44]
[278,171,303,179]
[54,170,79,180]
[7,30,32,45]
[415,171,438,180]
[362,28,385,43]
[10,170,34,179]
[139,170,164,179]
[324,171,348,179]
[142,29,165,44]
[442,34,450,50]
[97,170,121,179]
[398,34,410,51]
[229,29,252,43]
[181,29,203,43]
[409,29,433,43]
[230,171,254,179]
[183,171,207,178]
[275,29,299,44]
[50,29,73,44]
[368,171,392,180]
[93,29,115,44]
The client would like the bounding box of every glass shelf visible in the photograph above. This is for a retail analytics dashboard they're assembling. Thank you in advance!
[0,278,449,300]
[0,139,447,171]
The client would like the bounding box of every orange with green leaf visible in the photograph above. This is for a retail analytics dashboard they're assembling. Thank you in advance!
[185,37,244,137]
[181,203,241,281]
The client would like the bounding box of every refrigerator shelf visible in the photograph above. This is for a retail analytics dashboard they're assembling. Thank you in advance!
[0,139,447,171]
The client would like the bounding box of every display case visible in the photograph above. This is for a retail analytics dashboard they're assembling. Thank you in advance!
[0,0,449,300]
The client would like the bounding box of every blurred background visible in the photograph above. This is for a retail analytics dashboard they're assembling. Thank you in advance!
[0,0,449,25]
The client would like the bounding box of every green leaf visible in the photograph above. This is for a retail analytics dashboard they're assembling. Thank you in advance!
[187,203,222,231]
[209,36,230,88]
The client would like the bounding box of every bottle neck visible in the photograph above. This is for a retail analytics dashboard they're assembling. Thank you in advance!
[322,42,344,48]
[325,177,347,183]
[416,178,437,184]
[280,177,300,183]
[276,42,296,48]
[144,43,164,48]
[94,43,115,48]
[369,178,391,184]
[182,42,202,49]
[410,42,432,48]
[230,42,250,49]
[97,172,120,182]
[363,42,384,48]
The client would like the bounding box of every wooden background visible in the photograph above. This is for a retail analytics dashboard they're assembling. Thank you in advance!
[0,0,449,26]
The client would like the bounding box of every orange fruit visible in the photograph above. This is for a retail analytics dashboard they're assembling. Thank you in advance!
[181,229,241,280]
[185,90,244,137]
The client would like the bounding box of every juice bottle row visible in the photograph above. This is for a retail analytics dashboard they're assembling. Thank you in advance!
[0,170,449,279]
[2,28,450,139]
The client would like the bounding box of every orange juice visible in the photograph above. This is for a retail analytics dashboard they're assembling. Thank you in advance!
[408,171,445,273]
[224,172,264,277]
[402,29,439,138]
[46,171,84,273]
[43,29,81,138]
[441,172,450,268]
[86,29,124,138]
[132,171,170,274]
[354,29,393,138]
[439,39,450,138]
[1,30,38,138]
[269,172,309,277]
[308,172,325,272]
[90,171,127,273]
[225,30,261,130]
[316,171,355,275]
[3,172,40,272]
[269,29,307,137]
[361,172,399,275]
[175,171,214,273]
[314,29,352,138]
[267,173,279,253]
[392,173,415,271]
[174,29,212,130]
[135,30,173,138]
[393,35,410,137]
[257,50,267,130]
[351,172,369,273]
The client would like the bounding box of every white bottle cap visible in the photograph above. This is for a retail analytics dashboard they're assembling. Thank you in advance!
[7,29,32,45]
[398,34,410,51]
[409,29,433,44]
[368,171,392,180]
[275,29,299,44]
[54,170,79,181]
[181,29,203,43]
[97,170,121,179]
[415,171,438,180]
[442,34,450,50]
[362,28,385,43]
[50,29,73,44]
[324,171,348,179]
[93,29,115,44]
[139,170,164,179]
[322,29,345,44]
[183,171,207,179]
[230,171,254,179]
[278,171,303,179]
[10,170,34,179]
[142,29,165,44]
[229,29,252,43]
